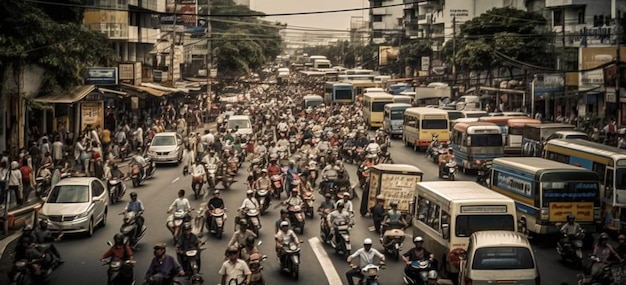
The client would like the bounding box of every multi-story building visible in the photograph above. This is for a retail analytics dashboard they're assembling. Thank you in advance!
[234,0,250,7]
[369,0,405,44]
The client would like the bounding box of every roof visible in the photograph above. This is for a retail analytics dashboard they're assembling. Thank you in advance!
[153,131,178,137]
[524,123,575,129]
[303,95,323,99]
[506,118,541,127]
[404,107,448,115]
[56,177,98,186]
[417,181,513,202]
[471,231,531,248]
[363,93,394,99]
[453,121,499,131]
[372,163,423,173]
[33,85,97,103]
[229,115,250,120]
[546,139,626,157]
[492,157,587,172]
[384,103,412,108]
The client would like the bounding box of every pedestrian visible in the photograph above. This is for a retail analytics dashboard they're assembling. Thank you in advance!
[51,137,64,166]
[134,125,144,149]
[0,161,8,203]
[8,161,23,205]
[40,137,51,156]
[19,159,34,204]
[371,195,386,234]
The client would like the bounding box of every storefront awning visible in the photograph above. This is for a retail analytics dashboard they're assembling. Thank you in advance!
[32,85,97,103]
[98,87,127,96]
[121,83,169,97]
[465,86,526,95]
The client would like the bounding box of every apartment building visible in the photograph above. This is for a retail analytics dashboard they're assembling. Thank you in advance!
[369,0,405,44]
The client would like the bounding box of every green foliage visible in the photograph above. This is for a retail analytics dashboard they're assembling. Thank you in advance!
[0,0,114,95]
[211,0,282,77]
[442,7,553,73]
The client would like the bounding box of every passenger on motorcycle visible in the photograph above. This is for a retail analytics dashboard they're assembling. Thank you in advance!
[275,209,291,232]
[327,202,352,241]
[229,220,258,250]
[129,148,147,179]
[402,236,437,281]
[275,221,300,265]
[123,192,145,238]
[336,192,354,215]
[176,223,202,274]
[593,233,623,262]
[240,236,260,264]
[144,242,185,284]
[438,148,454,174]
[380,201,408,240]
[346,238,385,285]
[365,139,381,155]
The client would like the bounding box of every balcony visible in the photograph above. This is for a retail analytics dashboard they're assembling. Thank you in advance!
[545,0,588,8]
[418,13,430,25]
[418,0,442,9]
[372,22,386,30]
[372,7,387,15]
[128,26,160,44]
[189,43,208,55]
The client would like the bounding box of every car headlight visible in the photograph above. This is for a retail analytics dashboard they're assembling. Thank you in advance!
[75,211,90,219]
[147,151,156,155]
[170,151,178,155]
[38,213,48,220]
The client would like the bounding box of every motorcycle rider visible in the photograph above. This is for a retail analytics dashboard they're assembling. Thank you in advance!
[229,220,258,250]
[336,192,354,216]
[22,237,58,277]
[277,136,291,155]
[593,233,623,262]
[380,201,408,241]
[327,202,352,242]
[321,160,340,193]
[275,209,291,232]
[239,189,260,224]
[191,157,206,194]
[275,221,300,266]
[283,188,303,207]
[207,189,225,225]
[267,159,281,177]
[254,169,271,192]
[144,242,185,284]
[286,160,299,192]
[371,195,386,234]
[240,236,260,264]
[346,238,385,285]
[176,223,203,275]
[438,148,455,175]
[124,192,145,239]
[365,138,381,156]
[32,220,64,262]
[318,193,335,212]
[558,214,582,250]
[219,246,252,285]
[129,147,147,179]
[102,233,133,261]
[167,190,192,235]
[402,236,437,281]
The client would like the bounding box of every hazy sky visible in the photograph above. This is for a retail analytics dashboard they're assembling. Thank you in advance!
[251,0,368,30]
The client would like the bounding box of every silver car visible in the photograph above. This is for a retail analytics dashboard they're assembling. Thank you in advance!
[147,132,184,164]
[38,177,109,237]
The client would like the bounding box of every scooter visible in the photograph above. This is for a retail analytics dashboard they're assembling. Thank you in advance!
[577,255,620,285]
[119,211,145,249]
[256,188,271,215]
[102,243,136,285]
[270,174,284,199]
[330,220,351,258]
[381,227,406,261]
[191,206,205,237]
[288,205,306,234]
[438,160,457,181]
[191,174,204,200]
[302,190,315,219]
[556,230,585,268]
[403,259,438,285]
[280,241,302,280]
[167,209,190,244]
[180,246,205,277]
[206,207,227,239]
[248,250,268,285]
[130,159,155,188]
[475,159,491,186]
[245,209,261,236]
[205,163,218,190]
[357,263,385,285]
[319,209,332,244]
[11,247,62,285]
[425,135,440,160]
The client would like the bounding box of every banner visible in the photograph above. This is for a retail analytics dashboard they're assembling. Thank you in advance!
[378,46,399,65]
[549,202,594,222]
[80,102,104,131]
[163,0,198,28]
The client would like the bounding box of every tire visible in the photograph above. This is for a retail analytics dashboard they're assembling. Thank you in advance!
[100,209,107,227]
[217,227,223,240]
[291,264,299,280]
[393,248,400,261]
[449,174,455,181]
[86,218,94,237]
[132,178,139,188]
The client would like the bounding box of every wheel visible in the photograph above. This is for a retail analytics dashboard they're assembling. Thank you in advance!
[403,136,408,147]
[413,142,418,152]
[449,173,455,181]
[86,218,94,237]
[344,249,351,259]
[100,209,107,227]
[291,264,299,280]
[132,178,139,188]
[393,248,400,261]
[217,228,223,240]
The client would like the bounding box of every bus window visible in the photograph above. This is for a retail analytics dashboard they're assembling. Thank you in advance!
[469,134,502,146]
[372,102,387,112]
[422,120,448,129]
[405,116,418,128]
[441,211,450,239]
[427,203,441,232]
[592,162,606,181]
[616,168,626,190]
[390,110,403,120]
[455,215,515,237]
[546,151,569,164]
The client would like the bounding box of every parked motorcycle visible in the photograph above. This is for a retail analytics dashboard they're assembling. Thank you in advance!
[556,230,585,268]
[438,160,457,181]
[119,211,145,249]
[35,166,52,197]
[381,228,406,261]
[302,190,315,219]
[107,178,127,204]
[330,220,351,258]
[288,205,305,234]
[206,207,226,239]
[280,241,302,280]
[403,259,438,285]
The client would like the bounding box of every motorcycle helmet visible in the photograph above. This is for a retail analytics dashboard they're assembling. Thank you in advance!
[246,236,256,246]
[336,201,344,209]
[363,238,373,245]
[190,275,204,283]
[114,233,125,244]
[23,224,33,232]
[280,221,289,228]
[414,236,424,243]
[566,214,575,221]
[246,189,254,195]
[599,233,609,240]
[183,223,192,231]
[390,201,399,208]
[130,192,137,198]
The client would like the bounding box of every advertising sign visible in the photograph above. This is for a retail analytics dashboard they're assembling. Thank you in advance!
[163,0,198,28]
[378,174,421,212]
[84,67,118,86]
[549,202,594,222]
[80,102,104,131]
[378,46,399,65]
[494,171,533,198]
[118,62,143,86]
[580,47,626,87]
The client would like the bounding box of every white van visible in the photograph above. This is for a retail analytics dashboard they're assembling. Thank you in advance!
[227,115,253,136]
[459,231,539,285]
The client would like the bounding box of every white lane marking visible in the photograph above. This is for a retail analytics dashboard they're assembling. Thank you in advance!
[171,177,180,183]
[308,237,343,285]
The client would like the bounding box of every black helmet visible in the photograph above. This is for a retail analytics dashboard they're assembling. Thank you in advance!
[566,214,575,220]
[245,236,255,246]
[114,233,124,243]
[130,192,137,198]
[23,225,33,232]
[190,275,204,283]
[183,223,192,230]
[600,233,610,240]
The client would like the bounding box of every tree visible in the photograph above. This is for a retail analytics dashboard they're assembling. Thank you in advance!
[400,40,432,77]
[441,7,553,84]
[210,0,282,77]
[0,0,115,96]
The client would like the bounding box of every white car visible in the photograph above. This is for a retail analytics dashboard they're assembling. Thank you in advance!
[39,177,109,237]
[147,132,184,164]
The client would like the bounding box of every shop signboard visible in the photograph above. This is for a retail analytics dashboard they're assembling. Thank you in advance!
[80,102,104,131]
[580,47,626,87]
[84,67,118,86]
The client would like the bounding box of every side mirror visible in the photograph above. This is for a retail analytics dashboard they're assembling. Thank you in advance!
[92,197,101,202]
[107,241,113,247]
[258,241,263,246]
[458,252,467,260]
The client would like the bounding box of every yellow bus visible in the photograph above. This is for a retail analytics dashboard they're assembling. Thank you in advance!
[543,139,626,232]
[362,93,394,128]
[392,95,412,105]
[347,80,381,97]
[402,107,450,151]
[413,181,517,276]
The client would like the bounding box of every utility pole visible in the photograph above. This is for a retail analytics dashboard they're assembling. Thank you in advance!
[206,0,212,118]
[452,16,456,100]
[617,10,621,127]
[169,1,178,85]
[556,8,565,120]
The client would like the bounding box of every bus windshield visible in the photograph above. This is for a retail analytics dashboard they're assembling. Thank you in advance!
[335,89,353,100]
[542,181,598,205]
[422,120,448,129]
[391,110,404,120]
[455,215,515,237]
[469,134,503,146]
[372,102,388,112]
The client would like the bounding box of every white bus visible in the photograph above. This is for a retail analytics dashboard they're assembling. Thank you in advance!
[413,181,517,276]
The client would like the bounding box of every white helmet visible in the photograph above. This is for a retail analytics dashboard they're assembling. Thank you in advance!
[363,238,372,245]
[413,236,424,243]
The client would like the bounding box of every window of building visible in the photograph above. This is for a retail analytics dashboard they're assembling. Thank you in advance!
[373,15,383,22]
[553,9,563,26]
[577,8,585,24]
[373,30,383,39]
[372,0,383,8]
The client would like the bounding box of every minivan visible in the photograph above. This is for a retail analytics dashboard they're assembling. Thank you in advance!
[459,231,539,285]
[227,115,253,136]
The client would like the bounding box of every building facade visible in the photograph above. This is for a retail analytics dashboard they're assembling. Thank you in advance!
[369,0,405,44]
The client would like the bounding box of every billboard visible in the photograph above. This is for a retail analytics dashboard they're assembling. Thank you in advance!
[162,0,198,28]
[84,67,118,86]
[80,102,104,131]
[579,47,626,87]
[378,46,399,65]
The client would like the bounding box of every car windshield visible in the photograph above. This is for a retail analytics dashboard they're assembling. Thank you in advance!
[472,246,534,270]
[47,185,89,203]
[228,119,251,129]
[152,135,176,146]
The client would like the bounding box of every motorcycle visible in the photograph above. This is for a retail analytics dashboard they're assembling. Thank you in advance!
[205,163,218,190]
[245,209,261,236]
[102,258,135,285]
[223,160,237,189]
[206,207,226,239]
[191,206,205,237]
[117,140,130,162]
[302,190,315,219]
[289,136,297,155]
[248,252,268,285]
[106,177,125,204]
[357,263,384,285]
[438,160,457,181]
[288,205,306,234]
[11,248,62,285]
[330,220,351,258]
[475,160,492,186]
[277,146,289,161]
[270,173,284,199]
[557,231,585,268]
[425,135,440,160]
[35,167,52,197]
[191,174,204,200]
[381,227,406,261]
[280,241,302,280]
[403,259,438,285]
[256,188,271,215]
[130,158,155,188]
[577,255,623,285]
[319,209,332,244]
[180,247,205,277]
[119,211,145,249]
[167,209,190,243]
[357,164,370,188]
[307,161,318,187]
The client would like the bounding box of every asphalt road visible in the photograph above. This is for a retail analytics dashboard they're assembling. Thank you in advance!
[8,137,582,285]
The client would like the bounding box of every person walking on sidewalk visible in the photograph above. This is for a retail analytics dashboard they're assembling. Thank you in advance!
[19,159,34,204]
[51,137,64,167]
[8,161,24,205]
